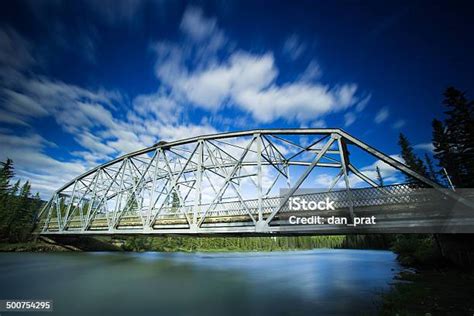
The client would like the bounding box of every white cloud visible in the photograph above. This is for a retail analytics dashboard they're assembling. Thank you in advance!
[374,106,389,124]
[133,91,181,123]
[180,6,226,50]
[0,132,87,196]
[414,142,434,152]
[235,83,357,123]
[177,52,277,110]
[155,124,218,142]
[152,7,361,123]
[353,154,404,186]
[355,94,371,112]
[156,46,358,122]
[311,119,327,128]
[282,34,306,61]
[2,89,48,117]
[299,60,322,82]
[344,112,356,127]
[83,0,145,25]
[0,27,35,70]
[392,119,406,129]
[0,109,30,126]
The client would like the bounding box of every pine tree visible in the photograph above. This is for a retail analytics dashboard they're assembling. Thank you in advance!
[424,154,438,183]
[8,181,32,242]
[375,166,384,186]
[432,87,474,187]
[0,161,15,239]
[398,133,428,184]
[0,160,44,242]
[0,159,14,196]
[171,190,180,212]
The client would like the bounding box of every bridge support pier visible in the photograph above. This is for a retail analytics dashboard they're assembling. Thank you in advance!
[189,223,199,233]
[255,220,271,233]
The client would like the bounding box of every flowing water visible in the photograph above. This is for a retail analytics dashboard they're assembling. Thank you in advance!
[0,249,401,315]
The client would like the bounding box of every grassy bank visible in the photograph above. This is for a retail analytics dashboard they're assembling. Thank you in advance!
[380,234,474,315]
[381,269,474,315]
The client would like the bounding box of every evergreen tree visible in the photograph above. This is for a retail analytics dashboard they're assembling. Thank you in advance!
[9,181,32,242]
[0,160,44,242]
[0,159,14,196]
[375,166,384,187]
[424,153,438,183]
[0,160,15,239]
[171,190,180,211]
[432,87,474,187]
[398,133,428,184]
[30,193,43,218]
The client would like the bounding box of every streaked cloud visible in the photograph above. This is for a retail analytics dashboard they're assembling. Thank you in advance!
[374,106,389,124]
[414,142,434,152]
[344,112,356,127]
[392,119,406,129]
[282,34,306,61]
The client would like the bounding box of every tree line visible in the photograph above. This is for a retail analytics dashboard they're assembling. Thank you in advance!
[393,87,474,266]
[0,159,43,242]
[121,234,390,252]
[397,86,474,188]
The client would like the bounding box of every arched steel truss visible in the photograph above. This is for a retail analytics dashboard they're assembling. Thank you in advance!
[37,128,458,235]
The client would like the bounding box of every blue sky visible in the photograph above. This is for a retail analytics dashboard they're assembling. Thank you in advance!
[0,0,473,196]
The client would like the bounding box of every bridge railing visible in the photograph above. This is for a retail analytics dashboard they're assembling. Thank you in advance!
[145,183,431,221]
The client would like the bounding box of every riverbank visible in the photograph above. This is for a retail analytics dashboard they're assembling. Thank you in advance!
[0,234,391,253]
[0,239,71,252]
[0,236,121,252]
[381,268,474,315]
[380,234,474,315]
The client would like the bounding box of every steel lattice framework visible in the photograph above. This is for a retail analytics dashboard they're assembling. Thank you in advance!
[37,128,472,235]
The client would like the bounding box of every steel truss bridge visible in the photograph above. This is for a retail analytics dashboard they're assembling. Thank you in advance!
[36,129,474,236]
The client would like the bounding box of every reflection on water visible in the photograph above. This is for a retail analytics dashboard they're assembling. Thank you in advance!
[0,249,401,315]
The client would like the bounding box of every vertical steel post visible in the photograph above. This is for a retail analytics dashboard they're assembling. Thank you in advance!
[194,140,203,225]
[147,149,161,228]
[256,134,263,222]
[62,180,77,229]
[336,135,354,220]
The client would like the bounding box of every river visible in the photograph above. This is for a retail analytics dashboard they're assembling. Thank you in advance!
[0,249,401,315]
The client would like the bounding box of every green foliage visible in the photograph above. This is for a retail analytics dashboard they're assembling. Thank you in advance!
[423,153,439,183]
[123,236,153,251]
[124,177,140,215]
[0,159,14,195]
[390,234,441,266]
[0,160,44,242]
[375,166,384,186]
[398,133,428,183]
[118,235,391,252]
[170,190,180,212]
[432,87,474,188]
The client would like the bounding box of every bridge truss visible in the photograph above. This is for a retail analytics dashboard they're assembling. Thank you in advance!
[36,129,473,235]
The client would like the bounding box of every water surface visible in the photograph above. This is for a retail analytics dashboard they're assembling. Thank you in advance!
[0,249,401,315]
